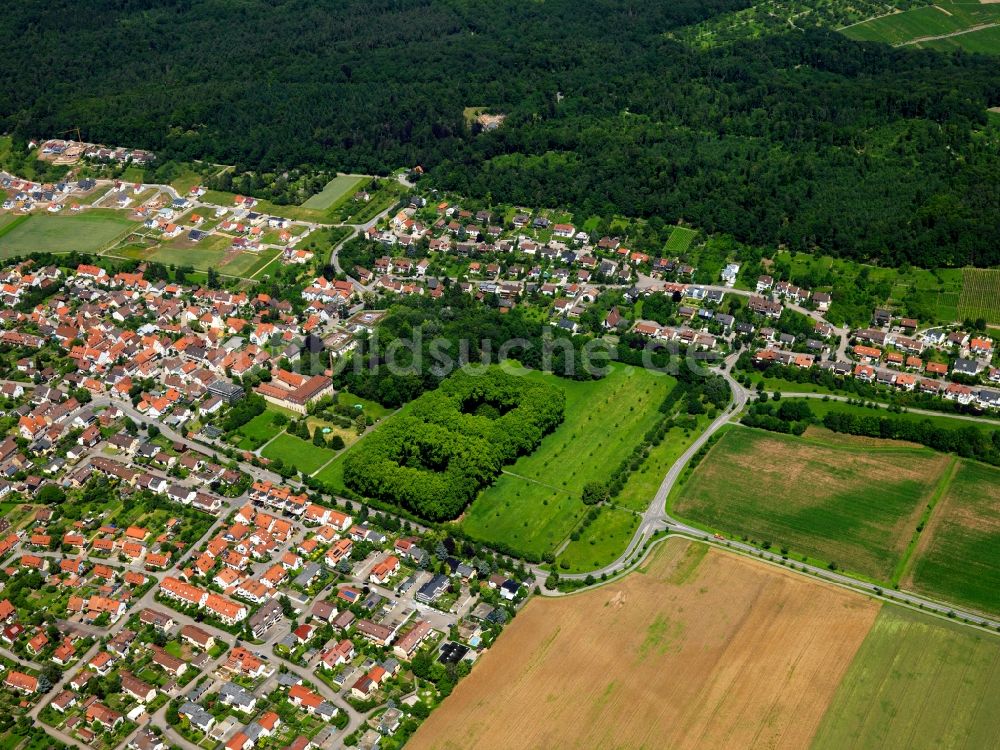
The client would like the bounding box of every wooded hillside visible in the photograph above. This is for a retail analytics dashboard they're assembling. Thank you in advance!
[2,0,999,266]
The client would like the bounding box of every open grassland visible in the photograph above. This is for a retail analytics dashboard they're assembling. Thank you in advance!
[673,426,952,580]
[0,210,136,258]
[460,366,675,558]
[261,432,336,475]
[664,225,698,253]
[409,538,879,750]
[841,2,1000,51]
[231,409,288,451]
[300,174,367,209]
[218,247,280,278]
[958,267,1000,325]
[905,461,1000,616]
[555,506,639,573]
[813,606,1000,749]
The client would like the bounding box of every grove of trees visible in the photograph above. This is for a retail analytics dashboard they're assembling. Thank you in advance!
[342,368,564,519]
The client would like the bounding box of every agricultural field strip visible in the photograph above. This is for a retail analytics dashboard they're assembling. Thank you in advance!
[672,426,953,582]
[890,455,958,586]
[841,2,1000,47]
[957,268,1000,325]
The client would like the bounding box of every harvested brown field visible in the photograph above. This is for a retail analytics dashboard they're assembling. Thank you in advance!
[408,539,879,750]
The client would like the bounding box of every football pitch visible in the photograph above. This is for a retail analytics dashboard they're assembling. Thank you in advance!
[0,210,137,259]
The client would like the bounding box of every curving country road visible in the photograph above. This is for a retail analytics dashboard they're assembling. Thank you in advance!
[537,354,749,583]
[535,363,1000,635]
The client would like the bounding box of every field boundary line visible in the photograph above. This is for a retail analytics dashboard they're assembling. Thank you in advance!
[837,7,903,30]
[499,469,565,492]
[255,428,288,456]
[248,251,282,280]
[551,532,1000,639]
[891,456,959,587]
[310,452,340,478]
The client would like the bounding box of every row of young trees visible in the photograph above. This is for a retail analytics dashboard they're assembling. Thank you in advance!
[821,411,1000,465]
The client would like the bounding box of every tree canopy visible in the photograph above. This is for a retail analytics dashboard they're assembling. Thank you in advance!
[341,368,565,519]
[0,0,998,266]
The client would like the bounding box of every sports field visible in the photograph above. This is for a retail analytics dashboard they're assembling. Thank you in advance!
[841,2,1000,53]
[957,267,1000,325]
[110,238,279,280]
[673,426,952,580]
[409,538,879,750]
[460,365,675,558]
[0,211,137,258]
[261,432,336,475]
[813,606,1000,749]
[300,174,367,210]
[905,461,1000,616]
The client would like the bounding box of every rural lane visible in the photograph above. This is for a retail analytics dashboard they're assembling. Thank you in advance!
[775,390,1000,426]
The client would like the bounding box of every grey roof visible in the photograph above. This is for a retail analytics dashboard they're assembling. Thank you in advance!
[953,358,981,374]
[218,682,255,709]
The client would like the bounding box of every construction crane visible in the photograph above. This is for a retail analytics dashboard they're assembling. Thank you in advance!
[61,127,82,142]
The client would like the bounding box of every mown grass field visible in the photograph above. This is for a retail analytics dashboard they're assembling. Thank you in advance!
[957,267,1000,325]
[555,506,640,573]
[337,390,393,421]
[813,606,1000,749]
[460,365,675,558]
[673,426,951,580]
[261,432,336,475]
[300,174,367,209]
[905,461,1000,616]
[111,237,279,280]
[841,2,1000,52]
[231,409,288,450]
[0,210,136,258]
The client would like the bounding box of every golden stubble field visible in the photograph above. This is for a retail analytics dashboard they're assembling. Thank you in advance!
[409,538,880,750]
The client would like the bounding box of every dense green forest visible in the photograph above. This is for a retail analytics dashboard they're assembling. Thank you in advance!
[1,0,999,266]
